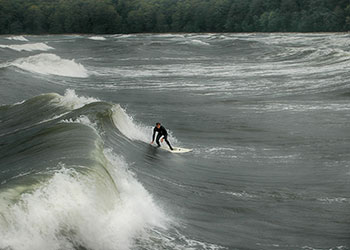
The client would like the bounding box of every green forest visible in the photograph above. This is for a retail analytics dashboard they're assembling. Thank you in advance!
[1,0,350,34]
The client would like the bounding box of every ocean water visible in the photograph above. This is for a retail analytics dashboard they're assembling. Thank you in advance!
[0,33,349,250]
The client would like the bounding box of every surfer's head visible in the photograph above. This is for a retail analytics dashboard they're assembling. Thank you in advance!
[156,122,161,128]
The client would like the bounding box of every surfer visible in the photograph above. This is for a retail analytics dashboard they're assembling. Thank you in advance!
[151,122,173,150]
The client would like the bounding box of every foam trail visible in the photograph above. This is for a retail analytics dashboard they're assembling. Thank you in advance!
[6,36,28,41]
[88,36,106,41]
[11,53,89,78]
[0,43,53,52]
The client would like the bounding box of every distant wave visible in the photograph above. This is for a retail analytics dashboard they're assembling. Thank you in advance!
[116,34,133,39]
[10,53,89,78]
[0,43,53,52]
[6,35,28,41]
[183,39,210,46]
[88,36,106,41]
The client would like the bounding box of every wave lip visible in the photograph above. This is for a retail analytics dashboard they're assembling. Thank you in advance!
[0,43,53,52]
[111,105,178,145]
[112,105,151,142]
[11,53,89,78]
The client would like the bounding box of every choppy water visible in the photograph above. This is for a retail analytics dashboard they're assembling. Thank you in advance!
[0,33,349,250]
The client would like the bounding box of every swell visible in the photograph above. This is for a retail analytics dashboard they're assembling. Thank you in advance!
[0,90,167,250]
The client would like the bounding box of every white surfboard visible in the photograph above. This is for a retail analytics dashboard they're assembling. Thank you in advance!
[161,146,193,154]
[152,145,192,153]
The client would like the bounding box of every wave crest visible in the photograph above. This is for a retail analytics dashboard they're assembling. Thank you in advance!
[6,36,28,42]
[11,53,89,78]
[88,36,106,41]
[0,43,53,52]
[55,89,99,110]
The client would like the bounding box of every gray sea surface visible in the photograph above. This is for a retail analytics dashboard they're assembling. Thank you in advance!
[0,33,349,250]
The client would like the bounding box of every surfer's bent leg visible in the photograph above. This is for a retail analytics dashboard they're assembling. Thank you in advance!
[163,135,173,150]
[156,133,162,147]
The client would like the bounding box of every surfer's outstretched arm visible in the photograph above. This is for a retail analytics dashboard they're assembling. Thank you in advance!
[151,128,156,144]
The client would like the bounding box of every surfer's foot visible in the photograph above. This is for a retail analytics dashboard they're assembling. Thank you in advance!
[170,147,173,150]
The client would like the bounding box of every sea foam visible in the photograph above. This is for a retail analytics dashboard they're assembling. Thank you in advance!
[0,43,53,52]
[183,39,210,46]
[88,36,106,41]
[11,53,89,78]
[6,36,29,42]
[56,89,99,110]
[0,152,167,250]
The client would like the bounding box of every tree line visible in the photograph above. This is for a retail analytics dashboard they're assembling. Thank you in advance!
[1,0,350,34]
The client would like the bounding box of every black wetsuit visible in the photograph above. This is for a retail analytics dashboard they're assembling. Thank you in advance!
[152,125,173,150]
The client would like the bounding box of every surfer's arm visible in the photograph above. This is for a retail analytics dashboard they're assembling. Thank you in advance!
[151,128,156,142]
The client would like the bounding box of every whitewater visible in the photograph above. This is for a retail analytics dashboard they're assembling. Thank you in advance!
[0,34,349,250]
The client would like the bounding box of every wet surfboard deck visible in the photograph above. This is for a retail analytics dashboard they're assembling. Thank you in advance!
[162,146,192,153]
[153,145,192,153]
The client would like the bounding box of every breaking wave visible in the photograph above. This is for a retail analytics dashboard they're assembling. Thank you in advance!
[5,36,29,42]
[183,39,210,46]
[0,90,170,250]
[88,36,107,41]
[10,53,89,78]
[0,43,53,52]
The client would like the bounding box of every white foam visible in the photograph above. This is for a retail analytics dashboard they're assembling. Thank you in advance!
[260,102,350,112]
[117,34,133,39]
[142,228,225,250]
[6,36,28,42]
[201,147,238,159]
[60,115,97,132]
[55,89,99,110]
[184,39,210,46]
[0,151,167,250]
[0,43,53,52]
[88,36,106,41]
[11,53,89,78]
[220,191,256,199]
[317,197,349,204]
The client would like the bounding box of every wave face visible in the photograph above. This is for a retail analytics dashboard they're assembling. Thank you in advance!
[0,43,53,52]
[0,90,167,250]
[10,53,89,78]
